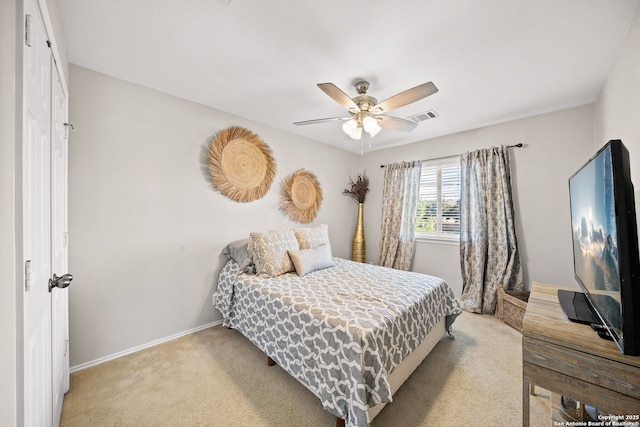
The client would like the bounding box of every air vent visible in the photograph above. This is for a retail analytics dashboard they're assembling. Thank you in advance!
[408,109,439,123]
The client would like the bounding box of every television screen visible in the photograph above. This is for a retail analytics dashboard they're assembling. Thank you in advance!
[568,139,640,355]
[570,144,621,328]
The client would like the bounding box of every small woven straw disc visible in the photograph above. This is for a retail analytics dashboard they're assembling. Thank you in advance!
[291,174,317,210]
[221,139,266,189]
[280,169,323,223]
[208,127,275,202]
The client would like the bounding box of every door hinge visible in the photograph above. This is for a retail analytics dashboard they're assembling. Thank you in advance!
[65,339,69,356]
[63,123,75,140]
[25,260,32,292]
[25,14,32,47]
[64,232,69,248]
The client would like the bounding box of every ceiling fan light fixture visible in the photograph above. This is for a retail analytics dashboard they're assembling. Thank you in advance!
[367,122,382,137]
[349,126,362,140]
[362,116,377,133]
[342,119,358,135]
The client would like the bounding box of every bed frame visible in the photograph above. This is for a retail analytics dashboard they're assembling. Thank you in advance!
[266,318,448,426]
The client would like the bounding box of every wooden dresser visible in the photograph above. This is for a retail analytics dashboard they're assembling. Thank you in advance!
[522,282,640,426]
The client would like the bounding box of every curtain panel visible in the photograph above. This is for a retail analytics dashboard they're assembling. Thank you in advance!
[459,146,523,314]
[378,160,422,270]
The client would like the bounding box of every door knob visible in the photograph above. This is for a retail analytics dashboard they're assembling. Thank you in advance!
[49,273,73,292]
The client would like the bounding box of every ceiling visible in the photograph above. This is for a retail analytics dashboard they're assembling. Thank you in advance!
[58,0,639,154]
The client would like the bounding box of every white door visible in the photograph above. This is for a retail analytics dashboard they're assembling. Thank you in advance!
[23,0,71,425]
[51,64,70,425]
[23,0,53,424]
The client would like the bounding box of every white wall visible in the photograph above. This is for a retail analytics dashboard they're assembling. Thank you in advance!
[1,1,18,424]
[357,105,595,296]
[68,65,359,367]
[595,4,640,181]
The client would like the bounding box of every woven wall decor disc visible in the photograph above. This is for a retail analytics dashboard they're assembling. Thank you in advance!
[280,169,323,223]
[208,126,275,202]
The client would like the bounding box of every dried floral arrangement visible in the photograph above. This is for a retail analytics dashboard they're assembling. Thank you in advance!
[343,172,369,204]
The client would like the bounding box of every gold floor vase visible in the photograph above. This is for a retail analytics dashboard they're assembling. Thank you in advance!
[351,203,366,262]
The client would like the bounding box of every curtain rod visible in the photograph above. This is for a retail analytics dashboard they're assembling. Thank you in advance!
[380,143,524,168]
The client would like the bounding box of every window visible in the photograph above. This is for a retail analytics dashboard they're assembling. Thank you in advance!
[415,157,461,242]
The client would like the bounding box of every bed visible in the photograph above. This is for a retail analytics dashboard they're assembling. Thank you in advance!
[214,226,461,427]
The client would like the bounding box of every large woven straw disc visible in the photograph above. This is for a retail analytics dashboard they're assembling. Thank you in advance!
[280,169,323,223]
[208,127,275,202]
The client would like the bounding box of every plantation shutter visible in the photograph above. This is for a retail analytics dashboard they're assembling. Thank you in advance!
[416,157,461,239]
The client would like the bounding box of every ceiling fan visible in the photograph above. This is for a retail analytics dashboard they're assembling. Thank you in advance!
[294,80,438,140]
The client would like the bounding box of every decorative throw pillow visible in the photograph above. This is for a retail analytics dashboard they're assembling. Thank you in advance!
[288,244,336,277]
[222,239,253,270]
[294,223,332,252]
[249,229,299,277]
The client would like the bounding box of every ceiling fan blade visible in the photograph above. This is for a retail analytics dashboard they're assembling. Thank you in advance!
[372,82,438,113]
[376,116,419,133]
[317,83,360,112]
[294,117,351,126]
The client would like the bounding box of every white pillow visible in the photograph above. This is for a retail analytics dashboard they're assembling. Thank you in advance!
[294,224,332,252]
[288,244,336,277]
[249,229,299,277]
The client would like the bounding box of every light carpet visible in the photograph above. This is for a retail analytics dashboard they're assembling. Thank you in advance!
[61,312,550,426]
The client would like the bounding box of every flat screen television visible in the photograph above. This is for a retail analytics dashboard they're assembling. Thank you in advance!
[563,139,640,356]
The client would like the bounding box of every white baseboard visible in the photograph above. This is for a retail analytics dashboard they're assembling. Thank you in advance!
[70,320,223,373]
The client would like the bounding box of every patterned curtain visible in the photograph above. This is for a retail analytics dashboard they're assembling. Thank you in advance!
[459,146,523,314]
[378,160,422,270]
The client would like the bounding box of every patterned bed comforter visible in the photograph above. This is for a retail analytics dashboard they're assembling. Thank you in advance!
[214,257,461,427]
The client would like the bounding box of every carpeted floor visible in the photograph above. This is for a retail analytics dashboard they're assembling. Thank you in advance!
[60,312,550,426]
